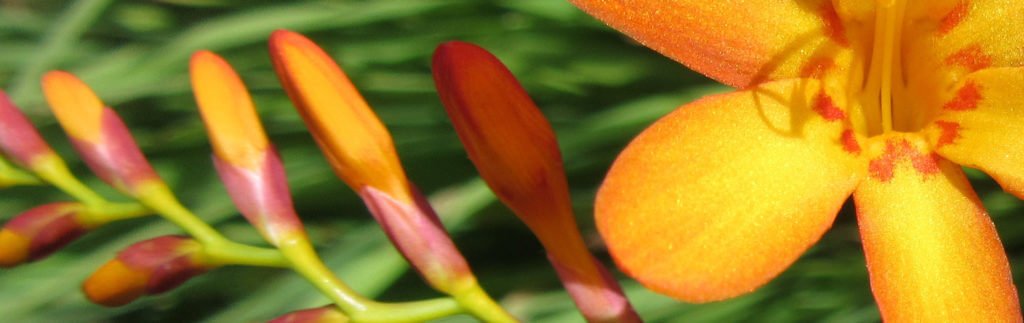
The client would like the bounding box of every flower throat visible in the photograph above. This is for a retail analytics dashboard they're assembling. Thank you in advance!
[861,0,906,136]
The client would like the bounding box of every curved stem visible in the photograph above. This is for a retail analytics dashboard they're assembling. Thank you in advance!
[454,283,518,322]
[31,154,107,205]
[277,237,375,312]
[134,181,229,245]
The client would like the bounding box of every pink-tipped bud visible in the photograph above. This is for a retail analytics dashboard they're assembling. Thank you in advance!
[41,71,162,196]
[82,236,212,306]
[433,41,640,322]
[0,202,89,267]
[267,305,348,323]
[269,30,474,294]
[0,89,57,168]
[190,50,306,245]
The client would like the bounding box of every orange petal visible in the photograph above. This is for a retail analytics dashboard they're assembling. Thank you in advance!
[597,78,863,302]
[853,133,1020,321]
[902,1,1024,125]
[926,67,1024,199]
[41,71,105,142]
[190,50,269,170]
[568,0,856,88]
[268,30,410,203]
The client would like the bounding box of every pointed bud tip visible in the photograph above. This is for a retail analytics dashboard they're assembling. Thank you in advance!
[83,259,148,306]
[268,30,409,200]
[190,50,269,169]
[0,229,30,268]
[432,41,570,222]
[41,71,105,142]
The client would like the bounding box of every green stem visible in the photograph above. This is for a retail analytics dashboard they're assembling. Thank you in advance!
[454,283,518,323]
[31,155,107,205]
[204,240,289,268]
[134,181,290,268]
[133,181,228,245]
[0,159,43,186]
[277,238,375,312]
[276,237,473,322]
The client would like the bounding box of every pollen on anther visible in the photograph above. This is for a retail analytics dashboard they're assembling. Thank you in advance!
[945,44,992,72]
[813,92,845,121]
[939,0,969,35]
[818,1,849,47]
[942,81,983,111]
[934,121,961,148]
[840,130,860,155]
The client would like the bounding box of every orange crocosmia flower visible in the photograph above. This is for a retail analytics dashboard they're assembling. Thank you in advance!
[570,0,1024,320]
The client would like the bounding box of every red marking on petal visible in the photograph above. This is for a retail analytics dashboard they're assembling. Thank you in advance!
[945,44,992,72]
[813,92,846,121]
[940,0,969,35]
[840,129,860,155]
[868,139,941,182]
[819,1,848,47]
[799,57,836,79]
[934,121,962,148]
[942,81,983,111]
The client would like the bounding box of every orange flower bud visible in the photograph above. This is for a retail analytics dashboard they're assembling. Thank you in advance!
[269,30,474,294]
[433,41,639,322]
[41,71,162,196]
[0,202,89,267]
[83,236,212,306]
[190,50,306,245]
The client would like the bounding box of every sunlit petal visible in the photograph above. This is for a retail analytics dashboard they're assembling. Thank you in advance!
[568,0,856,88]
[925,67,1024,199]
[854,133,1020,321]
[597,78,863,302]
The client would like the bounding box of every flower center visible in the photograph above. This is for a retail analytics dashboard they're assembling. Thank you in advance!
[861,0,907,136]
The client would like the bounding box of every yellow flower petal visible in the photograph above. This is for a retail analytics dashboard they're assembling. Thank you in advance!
[268,30,410,203]
[190,50,269,170]
[597,78,863,302]
[926,67,1024,199]
[41,71,105,142]
[568,0,855,88]
[854,133,1020,321]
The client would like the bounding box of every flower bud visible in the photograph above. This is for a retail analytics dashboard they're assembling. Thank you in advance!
[82,236,212,306]
[267,305,348,323]
[433,41,640,322]
[190,50,306,245]
[0,88,57,168]
[269,30,474,294]
[0,202,89,267]
[41,71,163,196]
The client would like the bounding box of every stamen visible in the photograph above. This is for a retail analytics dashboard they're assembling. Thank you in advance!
[863,0,906,134]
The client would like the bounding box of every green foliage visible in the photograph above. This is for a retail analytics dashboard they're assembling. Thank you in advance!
[1,0,1021,322]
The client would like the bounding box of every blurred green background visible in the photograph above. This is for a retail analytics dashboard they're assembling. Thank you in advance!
[1,0,1022,322]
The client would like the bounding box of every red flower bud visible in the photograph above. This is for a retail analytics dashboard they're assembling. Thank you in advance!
[0,202,89,267]
[82,236,213,306]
